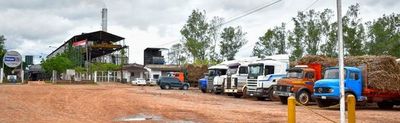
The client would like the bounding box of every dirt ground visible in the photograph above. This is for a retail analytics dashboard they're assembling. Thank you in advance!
[0,83,399,123]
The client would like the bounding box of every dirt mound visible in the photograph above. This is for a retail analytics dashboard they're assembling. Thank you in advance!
[296,55,337,66]
[345,55,400,91]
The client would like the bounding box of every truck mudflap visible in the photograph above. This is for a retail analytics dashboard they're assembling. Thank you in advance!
[273,91,295,97]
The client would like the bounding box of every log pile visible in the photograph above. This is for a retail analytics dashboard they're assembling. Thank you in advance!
[344,55,400,91]
[296,55,337,66]
[185,64,208,86]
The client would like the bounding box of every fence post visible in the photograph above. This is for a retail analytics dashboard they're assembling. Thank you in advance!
[347,95,356,123]
[288,96,296,123]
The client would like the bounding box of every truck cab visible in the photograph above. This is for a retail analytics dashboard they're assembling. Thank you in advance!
[313,67,364,107]
[207,65,228,93]
[223,62,249,98]
[273,64,322,105]
[199,73,209,93]
[247,55,289,100]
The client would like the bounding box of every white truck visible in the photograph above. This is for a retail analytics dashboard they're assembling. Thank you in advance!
[223,62,250,98]
[246,55,289,100]
[207,65,228,94]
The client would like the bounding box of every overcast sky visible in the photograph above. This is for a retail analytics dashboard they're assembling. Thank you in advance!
[0,0,398,64]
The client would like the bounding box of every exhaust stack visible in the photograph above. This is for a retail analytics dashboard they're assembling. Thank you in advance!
[101,8,107,32]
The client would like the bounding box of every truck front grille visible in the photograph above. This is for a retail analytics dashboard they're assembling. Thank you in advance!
[247,79,257,92]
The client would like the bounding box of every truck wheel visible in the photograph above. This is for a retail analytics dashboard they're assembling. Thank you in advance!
[279,96,288,104]
[164,84,171,89]
[182,85,189,90]
[233,93,242,98]
[201,89,207,93]
[160,86,165,89]
[257,97,266,101]
[316,99,332,108]
[296,90,311,105]
[242,87,248,98]
[377,102,394,109]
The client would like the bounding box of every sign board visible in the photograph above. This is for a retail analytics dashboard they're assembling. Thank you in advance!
[3,51,22,68]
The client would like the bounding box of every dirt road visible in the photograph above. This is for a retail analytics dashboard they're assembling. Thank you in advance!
[0,83,399,123]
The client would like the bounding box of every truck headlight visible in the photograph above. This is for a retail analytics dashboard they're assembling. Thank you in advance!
[328,88,334,93]
[287,86,292,92]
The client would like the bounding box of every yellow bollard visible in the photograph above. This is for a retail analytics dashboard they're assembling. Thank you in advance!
[347,95,356,123]
[288,96,296,123]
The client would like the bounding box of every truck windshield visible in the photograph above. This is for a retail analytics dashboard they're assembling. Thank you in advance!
[227,68,238,75]
[286,71,303,78]
[324,69,340,79]
[208,70,216,76]
[249,65,263,77]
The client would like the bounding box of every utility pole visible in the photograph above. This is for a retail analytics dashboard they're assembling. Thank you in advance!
[336,0,346,123]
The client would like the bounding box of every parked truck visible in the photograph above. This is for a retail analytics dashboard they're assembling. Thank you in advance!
[223,62,249,98]
[313,66,400,109]
[273,64,322,105]
[199,73,208,93]
[247,55,289,100]
[203,65,228,93]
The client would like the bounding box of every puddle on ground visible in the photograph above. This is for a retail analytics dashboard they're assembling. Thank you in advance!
[113,113,195,122]
[114,113,163,122]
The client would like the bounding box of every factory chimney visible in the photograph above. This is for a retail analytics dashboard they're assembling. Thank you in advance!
[101,8,107,32]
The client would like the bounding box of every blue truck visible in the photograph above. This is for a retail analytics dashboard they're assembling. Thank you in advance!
[313,66,400,109]
[199,75,208,93]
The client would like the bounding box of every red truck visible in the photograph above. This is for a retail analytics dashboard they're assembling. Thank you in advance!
[273,64,322,105]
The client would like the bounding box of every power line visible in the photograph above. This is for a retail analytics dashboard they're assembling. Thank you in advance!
[284,0,320,24]
[221,0,283,26]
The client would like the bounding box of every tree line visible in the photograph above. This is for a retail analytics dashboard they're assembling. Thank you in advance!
[170,4,399,65]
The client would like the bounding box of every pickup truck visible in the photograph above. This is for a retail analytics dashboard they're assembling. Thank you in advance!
[273,64,322,105]
[313,66,400,109]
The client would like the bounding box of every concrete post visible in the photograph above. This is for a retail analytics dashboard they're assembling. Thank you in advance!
[107,71,110,82]
[0,68,3,83]
[94,71,97,83]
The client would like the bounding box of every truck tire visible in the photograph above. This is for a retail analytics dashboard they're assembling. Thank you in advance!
[296,90,311,105]
[257,97,266,101]
[279,96,288,104]
[242,87,248,98]
[316,99,332,108]
[201,89,207,93]
[377,102,394,109]
[233,93,242,98]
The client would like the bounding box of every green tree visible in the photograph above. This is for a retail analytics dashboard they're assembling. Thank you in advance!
[208,16,224,63]
[288,13,306,61]
[319,9,337,57]
[220,26,247,60]
[272,23,287,54]
[42,55,74,73]
[180,9,211,61]
[366,13,400,57]
[168,43,187,65]
[0,35,6,65]
[253,29,274,58]
[343,4,366,56]
[252,23,286,58]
